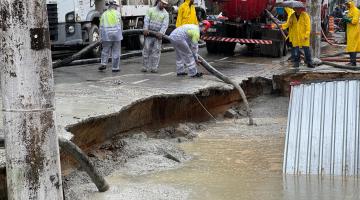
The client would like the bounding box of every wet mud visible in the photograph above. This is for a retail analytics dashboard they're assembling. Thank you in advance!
[65,95,360,200]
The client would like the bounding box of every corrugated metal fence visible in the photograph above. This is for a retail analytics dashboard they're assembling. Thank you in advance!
[283,80,360,176]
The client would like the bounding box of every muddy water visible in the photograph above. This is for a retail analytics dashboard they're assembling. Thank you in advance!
[89,96,360,200]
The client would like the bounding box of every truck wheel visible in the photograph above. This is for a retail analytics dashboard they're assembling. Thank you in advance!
[206,41,218,54]
[283,42,287,56]
[125,34,144,50]
[218,42,236,55]
[126,21,145,50]
[89,24,101,57]
[267,41,283,58]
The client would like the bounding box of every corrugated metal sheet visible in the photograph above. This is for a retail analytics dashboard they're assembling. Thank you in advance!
[283,80,360,176]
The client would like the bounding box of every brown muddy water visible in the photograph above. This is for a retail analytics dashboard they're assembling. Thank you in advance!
[86,96,359,200]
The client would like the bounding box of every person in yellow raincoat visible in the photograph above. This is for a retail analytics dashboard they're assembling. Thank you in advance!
[176,0,199,27]
[343,0,360,66]
[281,7,314,68]
[284,7,295,61]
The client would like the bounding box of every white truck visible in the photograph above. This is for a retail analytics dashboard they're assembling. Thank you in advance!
[46,0,206,55]
[46,0,155,56]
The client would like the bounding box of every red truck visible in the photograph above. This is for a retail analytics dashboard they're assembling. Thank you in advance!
[203,0,287,57]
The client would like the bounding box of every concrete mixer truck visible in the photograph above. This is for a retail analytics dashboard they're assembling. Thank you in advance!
[202,0,287,57]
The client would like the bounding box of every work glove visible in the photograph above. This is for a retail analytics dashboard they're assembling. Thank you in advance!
[342,17,352,23]
[156,32,163,40]
[143,30,149,36]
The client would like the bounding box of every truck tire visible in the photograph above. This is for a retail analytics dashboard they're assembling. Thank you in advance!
[218,42,236,55]
[89,24,101,57]
[206,41,218,54]
[272,41,284,58]
[126,21,145,50]
[126,34,144,50]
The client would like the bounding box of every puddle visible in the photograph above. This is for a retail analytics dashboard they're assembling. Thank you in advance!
[87,96,360,200]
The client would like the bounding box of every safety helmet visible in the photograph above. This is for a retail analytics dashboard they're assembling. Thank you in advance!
[159,0,169,5]
[107,0,119,6]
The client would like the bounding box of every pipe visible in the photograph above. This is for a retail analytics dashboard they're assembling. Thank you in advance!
[1,136,111,192]
[57,45,205,67]
[197,56,254,125]
[58,137,109,192]
[53,29,149,68]
[321,28,345,47]
[321,58,360,62]
[265,9,287,40]
[320,61,360,70]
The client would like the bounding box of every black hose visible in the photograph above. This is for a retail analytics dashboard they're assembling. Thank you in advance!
[56,45,204,67]
[320,61,360,70]
[0,136,109,192]
[58,137,109,192]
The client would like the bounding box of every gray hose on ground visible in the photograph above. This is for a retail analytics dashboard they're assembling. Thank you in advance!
[198,56,254,125]
[58,137,110,192]
[0,136,109,192]
[53,29,149,68]
[320,61,360,70]
[57,44,205,67]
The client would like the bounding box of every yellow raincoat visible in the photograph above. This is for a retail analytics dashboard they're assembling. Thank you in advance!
[281,11,311,47]
[284,7,295,42]
[176,0,198,27]
[345,2,360,52]
[285,7,295,23]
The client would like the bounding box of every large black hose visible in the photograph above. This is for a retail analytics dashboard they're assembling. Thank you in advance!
[58,45,204,67]
[58,137,109,192]
[0,136,109,192]
[320,61,360,70]
[53,29,158,68]
[198,56,254,125]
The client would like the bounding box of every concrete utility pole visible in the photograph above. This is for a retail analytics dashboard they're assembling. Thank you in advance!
[307,0,322,59]
[0,0,63,199]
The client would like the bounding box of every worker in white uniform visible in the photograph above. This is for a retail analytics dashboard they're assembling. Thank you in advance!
[169,22,209,77]
[98,0,123,72]
[142,0,169,73]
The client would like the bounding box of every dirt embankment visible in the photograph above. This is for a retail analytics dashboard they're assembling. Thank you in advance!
[63,123,204,200]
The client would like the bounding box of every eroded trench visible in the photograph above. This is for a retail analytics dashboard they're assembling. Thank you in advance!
[2,71,360,200]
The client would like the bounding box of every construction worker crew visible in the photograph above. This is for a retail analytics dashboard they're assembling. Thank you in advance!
[169,24,203,77]
[142,0,169,73]
[176,0,199,27]
[98,0,123,72]
[281,7,315,69]
[343,0,360,66]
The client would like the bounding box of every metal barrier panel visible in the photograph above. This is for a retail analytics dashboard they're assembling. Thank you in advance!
[283,80,360,175]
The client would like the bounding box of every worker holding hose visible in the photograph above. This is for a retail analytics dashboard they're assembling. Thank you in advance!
[169,24,205,77]
[98,0,123,72]
[284,7,295,62]
[141,0,169,73]
[281,7,315,69]
[342,0,360,66]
